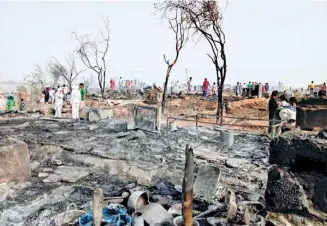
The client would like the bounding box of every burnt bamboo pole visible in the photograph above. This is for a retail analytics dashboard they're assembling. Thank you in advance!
[92,187,104,226]
[183,145,194,226]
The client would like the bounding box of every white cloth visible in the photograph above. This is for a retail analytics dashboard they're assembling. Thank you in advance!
[281,100,290,107]
[279,108,296,128]
[70,85,81,119]
[54,89,64,118]
[49,89,55,104]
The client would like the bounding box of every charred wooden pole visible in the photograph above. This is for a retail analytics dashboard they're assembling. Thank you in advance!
[182,145,194,226]
[92,187,104,226]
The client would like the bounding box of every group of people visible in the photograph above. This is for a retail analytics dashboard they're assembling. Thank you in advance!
[235,82,270,97]
[308,81,327,96]
[200,78,218,97]
[42,83,86,119]
[268,91,297,135]
[0,94,25,113]
[109,78,142,91]
[42,85,69,104]
[267,88,327,135]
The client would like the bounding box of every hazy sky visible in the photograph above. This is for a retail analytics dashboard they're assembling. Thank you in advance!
[1,0,327,88]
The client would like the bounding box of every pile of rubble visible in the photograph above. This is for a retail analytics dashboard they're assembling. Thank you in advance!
[265,130,327,225]
[0,112,271,225]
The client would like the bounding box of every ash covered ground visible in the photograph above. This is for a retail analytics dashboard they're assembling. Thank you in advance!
[0,117,270,225]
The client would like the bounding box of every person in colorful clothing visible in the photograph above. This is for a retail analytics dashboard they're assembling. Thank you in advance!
[202,78,210,97]
[110,79,116,90]
[19,99,25,111]
[79,83,86,112]
[7,94,15,112]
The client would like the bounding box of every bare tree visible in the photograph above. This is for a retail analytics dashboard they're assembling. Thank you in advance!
[155,0,227,121]
[72,17,110,98]
[155,7,189,112]
[24,64,47,97]
[49,53,86,91]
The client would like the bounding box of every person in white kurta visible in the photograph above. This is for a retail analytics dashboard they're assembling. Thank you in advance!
[70,85,81,119]
[54,88,64,118]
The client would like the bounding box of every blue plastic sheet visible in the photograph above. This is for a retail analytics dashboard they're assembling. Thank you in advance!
[79,205,131,226]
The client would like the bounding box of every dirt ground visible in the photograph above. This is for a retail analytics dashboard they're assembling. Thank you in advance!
[163,96,269,133]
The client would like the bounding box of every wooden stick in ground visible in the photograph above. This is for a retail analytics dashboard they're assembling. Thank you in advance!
[92,187,104,226]
[183,145,194,226]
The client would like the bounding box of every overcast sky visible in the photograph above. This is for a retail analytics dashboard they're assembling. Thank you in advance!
[0,0,326,88]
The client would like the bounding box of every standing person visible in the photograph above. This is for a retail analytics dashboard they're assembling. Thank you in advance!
[118,77,122,90]
[247,81,252,96]
[262,83,266,94]
[265,83,270,94]
[19,99,25,111]
[71,85,81,119]
[236,82,240,97]
[63,84,68,101]
[251,82,256,96]
[268,90,279,134]
[79,83,86,111]
[54,88,64,118]
[247,81,252,89]
[110,79,115,90]
[7,94,15,112]
[187,77,192,94]
[212,82,218,96]
[43,87,50,103]
[49,88,55,104]
[202,78,209,97]
[322,82,327,90]
[318,89,327,99]
[239,82,243,96]
[309,81,315,96]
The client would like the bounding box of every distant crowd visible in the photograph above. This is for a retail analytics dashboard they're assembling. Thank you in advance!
[42,83,86,119]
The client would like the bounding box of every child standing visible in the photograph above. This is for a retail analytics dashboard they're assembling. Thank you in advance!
[19,99,25,111]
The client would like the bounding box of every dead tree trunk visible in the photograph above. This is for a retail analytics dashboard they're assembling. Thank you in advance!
[155,8,189,113]
[156,0,227,119]
[162,70,170,111]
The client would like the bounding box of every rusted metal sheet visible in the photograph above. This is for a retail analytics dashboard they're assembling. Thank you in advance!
[296,99,327,130]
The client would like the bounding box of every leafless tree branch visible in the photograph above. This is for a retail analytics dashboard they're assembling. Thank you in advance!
[72,17,110,98]
[24,64,47,96]
[155,0,227,120]
[48,52,86,90]
[155,6,189,112]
